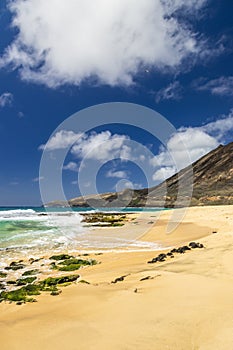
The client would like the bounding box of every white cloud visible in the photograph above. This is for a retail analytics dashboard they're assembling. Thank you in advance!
[71,131,131,161]
[155,81,183,103]
[40,130,131,162]
[151,127,219,181]
[115,179,143,191]
[152,166,176,181]
[202,109,233,140]
[193,76,233,96]
[63,161,79,171]
[153,128,218,167]
[39,130,83,151]
[151,109,233,181]
[0,92,13,107]
[106,170,128,179]
[0,0,208,87]
[33,176,44,182]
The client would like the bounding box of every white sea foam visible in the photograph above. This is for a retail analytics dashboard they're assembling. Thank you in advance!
[0,208,164,253]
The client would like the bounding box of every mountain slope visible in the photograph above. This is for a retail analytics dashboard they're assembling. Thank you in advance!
[146,142,233,207]
[49,141,233,208]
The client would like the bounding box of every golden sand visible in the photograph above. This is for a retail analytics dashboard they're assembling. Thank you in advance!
[0,205,233,350]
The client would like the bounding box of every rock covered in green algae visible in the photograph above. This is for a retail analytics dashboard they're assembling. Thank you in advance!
[49,254,74,261]
[39,275,80,287]
[49,257,98,272]
[5,261,26,271]
[57,258,97,272]
[0,271,7,278]
[22,269,40,276]
[16,276,37,286]
[0,274,80,304]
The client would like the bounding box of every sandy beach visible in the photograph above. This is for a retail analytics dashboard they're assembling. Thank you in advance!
[0,205,233,350]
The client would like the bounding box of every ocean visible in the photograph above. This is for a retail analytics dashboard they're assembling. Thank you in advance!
[0,207,166,259]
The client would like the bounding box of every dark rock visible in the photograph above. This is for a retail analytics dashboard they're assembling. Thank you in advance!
[147,253,166,264]
[176,246,191,254]
[171,248,178,253]
[5,261,25,271]
[189,242,204,249]
[111,275,128,283]
[140,276,152,281]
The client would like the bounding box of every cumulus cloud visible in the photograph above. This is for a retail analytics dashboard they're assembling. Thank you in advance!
[39,130,83,151]
[202,109,233,140]
[152,166,177,181]
[193,76,233,96]
[0,0,208,87]
[71,131,131,161]
[63,161,79,172]
[151,128,218,181]
[39,111,233,185]
[115,179,143,192]
[40,129,131,164]
[151,110,233,181]
[155,81,183,103]
[106,170,128,179]
[0,92,13,107]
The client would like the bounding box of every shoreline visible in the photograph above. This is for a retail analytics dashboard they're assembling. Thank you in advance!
[0,205,233,349]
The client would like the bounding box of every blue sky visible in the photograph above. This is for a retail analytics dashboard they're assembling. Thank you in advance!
[0,0,232,206]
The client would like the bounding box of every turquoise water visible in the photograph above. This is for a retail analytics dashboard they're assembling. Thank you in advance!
[0,207,166,254]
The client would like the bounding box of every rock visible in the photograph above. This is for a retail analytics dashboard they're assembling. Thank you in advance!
[171,248,178,253]
[189,242,204,249]
[5,261,25,271]
[147,253,166,264]
[176,246,191,254]
[111,275,128,283]
[22,269,40,276]
[50,290,61,296]
[16,277,37,286]
[140,276,152,281]
[0,272,7,278]
[49,254,74,261]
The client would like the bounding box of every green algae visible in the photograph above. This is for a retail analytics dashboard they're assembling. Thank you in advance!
[0,274,80,304]
[57,258,97,272]
[16,276,37,286]
[0,271,7,278]
[49,254,74,261]
[22,269,40,276]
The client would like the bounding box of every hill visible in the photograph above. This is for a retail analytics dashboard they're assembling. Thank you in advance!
[48,142,233,208]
